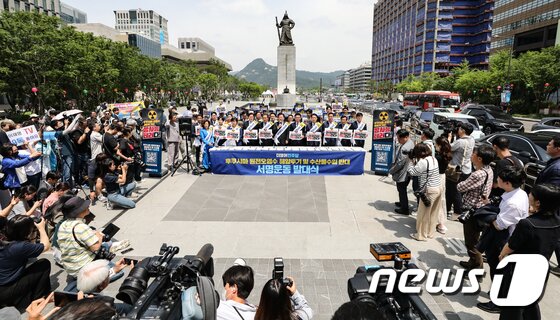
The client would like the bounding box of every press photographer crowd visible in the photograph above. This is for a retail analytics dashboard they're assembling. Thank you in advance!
[390,121,560,318]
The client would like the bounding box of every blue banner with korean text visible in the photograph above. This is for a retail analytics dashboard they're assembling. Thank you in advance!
[210,147,365,175]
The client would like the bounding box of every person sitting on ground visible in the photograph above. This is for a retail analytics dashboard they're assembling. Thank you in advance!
[101,158,136,209]
[0,215,51,312]
[87,153,108,205]
[77,259,132,315]
[37,171,61,200]
[42,182,71,215]
[217,264,257,320]
[7,185,42,220]
[56,196,129,285]
[254,277,313,320]
[0,142,42,191]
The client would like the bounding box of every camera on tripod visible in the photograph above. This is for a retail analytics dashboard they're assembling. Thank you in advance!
[347,242,437,320]
[117,243,218,320]
[271,257,293,287]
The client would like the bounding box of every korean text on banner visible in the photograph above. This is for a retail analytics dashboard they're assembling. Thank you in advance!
[371,109,395,175]
[7,125,40,146]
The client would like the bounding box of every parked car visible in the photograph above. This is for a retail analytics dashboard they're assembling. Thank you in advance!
[477,132,555,192]
[410,110,435,133]
[427,107,453,113]
[461,106,524,135]
[531,117,560,131]
[532,128,560,135]
[385,102,405,119]
[430,112,484,140]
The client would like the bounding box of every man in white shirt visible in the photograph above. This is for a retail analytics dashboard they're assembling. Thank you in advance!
[447,122,475,216]
[217,265,256,320]
[477,166,528,314]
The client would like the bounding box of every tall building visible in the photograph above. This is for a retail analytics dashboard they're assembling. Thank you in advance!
[178,37,215,55]
[335,71,350,92]
[0,0,60,16]
[349,63,372,92]
[114,9,168,44]
[60,2,87,24]
[372,0,493,83]
[491,0,560,54]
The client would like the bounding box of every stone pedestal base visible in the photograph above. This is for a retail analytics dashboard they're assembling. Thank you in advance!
[277,45,296,95]
[276,93,297,108]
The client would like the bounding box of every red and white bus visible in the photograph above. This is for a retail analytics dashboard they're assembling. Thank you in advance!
[403,91,461,111]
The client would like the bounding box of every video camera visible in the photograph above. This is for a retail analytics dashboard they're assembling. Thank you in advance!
[347,242,437,320]
[117,243,219,320]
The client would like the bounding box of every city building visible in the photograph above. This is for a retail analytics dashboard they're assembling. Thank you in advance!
[491,0,560,54]
[114,9,168,44]
[71,23,161,59]
[178,37,215,55]
[0,0,60,16]
[59,1,86,24]
[161,44,232,70]
[348,63,372,92]
[335,71,350,92]
[372,0,493,83]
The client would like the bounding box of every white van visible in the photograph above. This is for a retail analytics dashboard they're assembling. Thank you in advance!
[430,112,485,140]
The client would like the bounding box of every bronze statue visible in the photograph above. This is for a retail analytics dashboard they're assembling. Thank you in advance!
[276,11,295,45]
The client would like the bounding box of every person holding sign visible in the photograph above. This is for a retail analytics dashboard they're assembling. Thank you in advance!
[306,114,323,147]
[214,117,227,147]
[288,113,307,146]
[259,114,274,146]
[200,120,214,172]
[337,116,353,147]
[0,143,42,190]
[352,113,367,148]
[225,118,242,146]
[243,114,259,146]
[323,112,338,147]
[273,113,290,146]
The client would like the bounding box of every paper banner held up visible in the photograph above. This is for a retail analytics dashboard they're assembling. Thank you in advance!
[7,125,40,146]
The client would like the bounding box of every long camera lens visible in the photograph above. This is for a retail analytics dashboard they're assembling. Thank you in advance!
[116,263,150,305]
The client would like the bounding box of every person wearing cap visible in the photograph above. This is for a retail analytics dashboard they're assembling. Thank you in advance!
[55,196,129,284]
[29,114,40,130]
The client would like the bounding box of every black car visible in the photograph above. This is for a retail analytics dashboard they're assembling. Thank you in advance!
[531,117,560,131]
[410,111,435,133]
[461,106,524,135]
[403,106,421,121]
[477,132,555,191]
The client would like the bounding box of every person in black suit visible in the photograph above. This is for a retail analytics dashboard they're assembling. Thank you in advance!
[352,112,367,148]
[323,112,338,147]
[306,114,323,147]
[288,113,306,146]
[273,113,289,146]
[337,116,352,147]
[243,113,259,146]
[259,113,274,146]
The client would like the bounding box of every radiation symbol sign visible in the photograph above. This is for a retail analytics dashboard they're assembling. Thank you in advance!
[379,111,389,121]
[148,110,158,120]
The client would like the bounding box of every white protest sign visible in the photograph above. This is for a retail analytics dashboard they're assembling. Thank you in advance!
[7,125,40,146]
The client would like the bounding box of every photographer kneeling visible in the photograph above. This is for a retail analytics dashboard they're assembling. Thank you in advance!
[457,144,495,270]
[101,158,136,209]
[255,277,313,320]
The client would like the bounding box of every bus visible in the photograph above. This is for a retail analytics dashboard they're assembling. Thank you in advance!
[403,91,461,111]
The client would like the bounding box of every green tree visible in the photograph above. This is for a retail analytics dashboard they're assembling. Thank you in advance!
[197,73,219,100]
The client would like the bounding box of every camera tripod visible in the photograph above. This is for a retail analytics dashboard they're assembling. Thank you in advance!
[54,147,88,198]
[171,134,201,176]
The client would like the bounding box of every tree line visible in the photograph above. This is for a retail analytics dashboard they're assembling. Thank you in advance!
[375,46,560,114]
[0,11,268,113]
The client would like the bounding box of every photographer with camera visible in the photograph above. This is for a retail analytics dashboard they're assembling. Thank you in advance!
[53,115,81,185]
[217,264,257,320]
[101,158,136,209]
[446,122,475,218]
[457,144,495,270]
[407,143,442,241]
[0,142,42,190]
[390,129,415,215]
[56,196,129,284]
[0,215,51,311]
[476,166,528,313]
[5,185,42,220]
[255,277,313,320]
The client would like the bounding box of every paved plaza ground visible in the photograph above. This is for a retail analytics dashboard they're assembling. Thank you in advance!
[44,103,559,320]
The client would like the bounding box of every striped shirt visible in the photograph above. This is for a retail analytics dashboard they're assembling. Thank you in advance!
[57,220,98,277]
[408,156,441,189]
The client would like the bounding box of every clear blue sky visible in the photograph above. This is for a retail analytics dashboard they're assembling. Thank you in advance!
[63,0,375,72]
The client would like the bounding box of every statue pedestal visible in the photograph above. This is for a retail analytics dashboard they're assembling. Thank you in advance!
[277,45,296,97]
[276,93,297,108]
